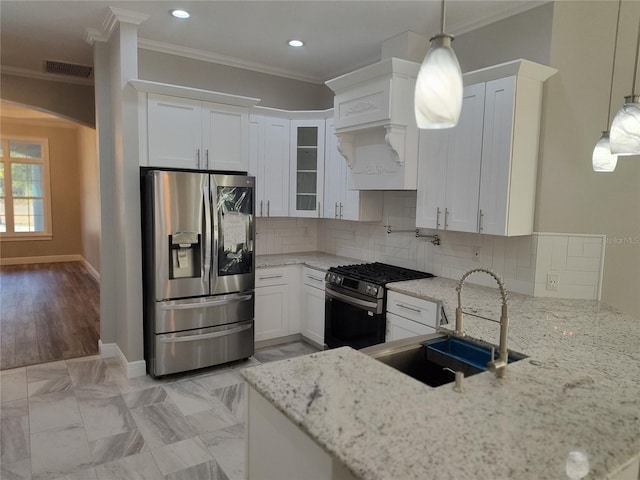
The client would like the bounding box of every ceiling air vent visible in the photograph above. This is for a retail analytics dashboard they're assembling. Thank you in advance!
[43,60,93,78]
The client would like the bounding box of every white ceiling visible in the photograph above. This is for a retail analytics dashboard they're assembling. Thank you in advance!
[1,0,546,84]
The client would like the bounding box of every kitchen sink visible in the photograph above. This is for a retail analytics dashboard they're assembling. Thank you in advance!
[363,334,526,388]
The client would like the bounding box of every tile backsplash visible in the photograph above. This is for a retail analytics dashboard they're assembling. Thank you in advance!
[256,217,318,255]
[257,192,605,300]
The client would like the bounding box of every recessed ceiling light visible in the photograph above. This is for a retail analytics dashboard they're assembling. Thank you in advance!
[171,9,190,19]
[288,40,304,48]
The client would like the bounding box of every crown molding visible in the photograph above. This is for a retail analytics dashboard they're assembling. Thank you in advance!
[84,7,151,44]
[83,27,109,45]
[1,66,94,86]
[448,0,548,37]
[137,38,325,85]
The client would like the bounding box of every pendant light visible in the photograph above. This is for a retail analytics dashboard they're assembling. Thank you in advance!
[414,0,463,129]
[592,0,622,172]
[610,16,640,155]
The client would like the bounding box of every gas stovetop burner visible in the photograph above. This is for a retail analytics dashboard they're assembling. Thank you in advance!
[325,262,434,299]
[328,262,434,285]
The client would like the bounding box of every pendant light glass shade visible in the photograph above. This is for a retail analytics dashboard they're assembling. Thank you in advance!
[610,95,640,155]
[415,34,463,129]
[592,131,618,172]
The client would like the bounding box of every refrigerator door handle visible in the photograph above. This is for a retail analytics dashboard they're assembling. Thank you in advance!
[159,321,253,343]
[202,180,212,291]
[160,294,253,311]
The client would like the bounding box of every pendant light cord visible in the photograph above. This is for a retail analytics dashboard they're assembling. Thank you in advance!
[632,16,640,96]
[440,0,446,33]
[607,0,623,128]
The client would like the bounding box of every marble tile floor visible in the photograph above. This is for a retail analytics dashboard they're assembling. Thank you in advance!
[0,341,319,480]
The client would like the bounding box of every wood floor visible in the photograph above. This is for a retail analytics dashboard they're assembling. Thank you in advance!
[0,261,100,370]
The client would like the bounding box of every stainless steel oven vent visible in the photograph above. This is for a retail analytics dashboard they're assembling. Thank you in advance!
[43,60,93,78]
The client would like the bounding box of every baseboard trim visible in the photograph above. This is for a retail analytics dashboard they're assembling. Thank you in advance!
[98,339,118,358]
[82,258,100,282]
[98,340,147,379]
[255,333,302,350]
[0,254,83,266]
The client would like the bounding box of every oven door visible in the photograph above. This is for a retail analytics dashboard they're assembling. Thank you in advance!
[324,287,385,350]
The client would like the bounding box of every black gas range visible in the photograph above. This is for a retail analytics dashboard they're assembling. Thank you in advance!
[324,262,434,349]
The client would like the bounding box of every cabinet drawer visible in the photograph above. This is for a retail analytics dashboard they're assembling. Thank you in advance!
[303,267,326,290]
[256,267,289,288]
[386,312,435,342]
[386,291,438,329]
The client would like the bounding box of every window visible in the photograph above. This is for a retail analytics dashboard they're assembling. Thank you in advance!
[0,137,52,240]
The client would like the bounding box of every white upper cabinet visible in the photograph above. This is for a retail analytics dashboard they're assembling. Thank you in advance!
[416,83,485,233]
[147,94,202,170]
[133,80,259,172]
[249,114,290,217]
[290,119,325,218]
[416,60,556,236]
[201,103,250,172]
[324,118,383,221]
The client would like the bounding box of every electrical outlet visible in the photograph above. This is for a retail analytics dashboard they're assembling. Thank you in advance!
[546,273,559,291]
[472,246,482,263]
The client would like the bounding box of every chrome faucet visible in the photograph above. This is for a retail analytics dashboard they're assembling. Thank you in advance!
[454,268,510,379]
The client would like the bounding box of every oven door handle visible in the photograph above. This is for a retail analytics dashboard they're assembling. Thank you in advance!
[325,288,378,310]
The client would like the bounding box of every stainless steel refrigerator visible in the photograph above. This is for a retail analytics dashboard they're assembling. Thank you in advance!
[141,168,255,377]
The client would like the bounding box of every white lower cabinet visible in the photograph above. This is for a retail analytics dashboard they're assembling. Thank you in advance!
[386,312,434,341]
[247,385,357,480]
[254,267,299,342]
[386,291,438,342]
[301,267,326,347]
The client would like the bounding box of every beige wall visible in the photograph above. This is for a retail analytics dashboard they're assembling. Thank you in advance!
[536,1,640,317]
[77,125,100,274]
[0,121,83,259]
[456,1,640,317]
[454,3,553,73]
[138,49,334,110]
[0,74,95,128]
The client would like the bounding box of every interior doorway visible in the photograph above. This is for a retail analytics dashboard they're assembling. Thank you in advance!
[0,102,101,370]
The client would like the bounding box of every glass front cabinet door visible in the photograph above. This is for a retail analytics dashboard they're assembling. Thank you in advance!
[289,119,325,217]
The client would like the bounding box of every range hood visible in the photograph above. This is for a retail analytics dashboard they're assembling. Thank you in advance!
[325,58,421,190]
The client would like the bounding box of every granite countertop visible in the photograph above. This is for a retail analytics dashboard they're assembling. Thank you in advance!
[256,252,361,271]
[242,275,640,480]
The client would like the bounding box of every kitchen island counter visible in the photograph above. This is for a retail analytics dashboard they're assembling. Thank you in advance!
[242,276,640,480]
